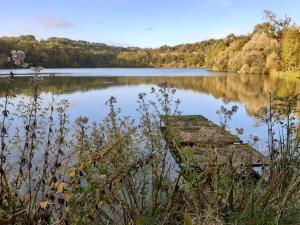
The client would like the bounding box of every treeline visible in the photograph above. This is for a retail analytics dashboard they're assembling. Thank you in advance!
[0,11,300,74]
[0,35,138,68]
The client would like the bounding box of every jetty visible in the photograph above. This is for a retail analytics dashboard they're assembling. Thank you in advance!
[163,115,269,170]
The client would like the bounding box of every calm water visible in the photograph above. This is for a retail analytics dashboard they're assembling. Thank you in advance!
[0,68,234,77]
[1,68,298,155]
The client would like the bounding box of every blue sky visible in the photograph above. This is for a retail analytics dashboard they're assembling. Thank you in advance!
[1,0,300,48]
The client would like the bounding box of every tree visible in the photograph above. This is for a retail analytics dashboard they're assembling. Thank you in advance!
[240,32,280,74]
[253,22,276,37]
[281,28,300,70]
[0,53,8,67]
[263,10,292,36]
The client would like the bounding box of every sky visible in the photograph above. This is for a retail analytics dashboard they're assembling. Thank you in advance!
[1,0,300,48]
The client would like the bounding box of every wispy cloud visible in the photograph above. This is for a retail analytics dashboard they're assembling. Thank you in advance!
[146,27,153,31]
[38,15,73,28]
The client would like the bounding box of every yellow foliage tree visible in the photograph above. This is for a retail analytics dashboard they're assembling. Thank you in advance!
[281,28,300,70]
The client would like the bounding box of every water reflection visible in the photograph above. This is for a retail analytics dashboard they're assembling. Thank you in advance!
[2,74,299,116]
[0,73,298,154]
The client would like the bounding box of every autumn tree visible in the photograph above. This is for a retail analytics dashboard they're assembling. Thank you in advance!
[263,10,292,36]
[239,32,280,74]
[281,28,300,70]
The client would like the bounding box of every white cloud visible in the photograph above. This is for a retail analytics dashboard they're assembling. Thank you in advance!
[38,15,73,29]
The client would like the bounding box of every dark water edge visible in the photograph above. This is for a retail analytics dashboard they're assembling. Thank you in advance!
[0,68,233,77]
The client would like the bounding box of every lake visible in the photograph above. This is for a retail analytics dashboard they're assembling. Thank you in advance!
[1,68,298,155]
[0,68,233,77]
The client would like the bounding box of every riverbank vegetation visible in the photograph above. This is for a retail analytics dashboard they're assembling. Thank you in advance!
[0,11,300,76]
[1,52,300,225]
